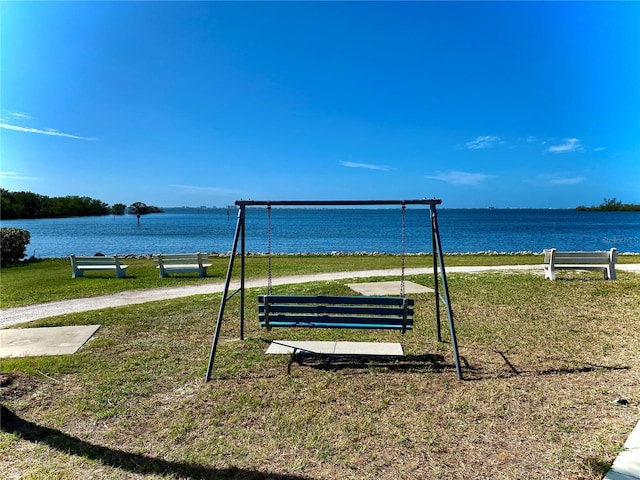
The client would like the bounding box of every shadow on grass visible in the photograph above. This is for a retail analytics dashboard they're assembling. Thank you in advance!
[1,405,313,480]
[458,347,631,380]
[535,363,630,376]
[288,353,450,373]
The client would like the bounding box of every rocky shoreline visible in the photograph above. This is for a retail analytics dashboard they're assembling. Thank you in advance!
[76,250,639,260]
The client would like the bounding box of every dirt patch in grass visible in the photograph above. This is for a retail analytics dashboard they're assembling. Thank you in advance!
[1,372,41,401]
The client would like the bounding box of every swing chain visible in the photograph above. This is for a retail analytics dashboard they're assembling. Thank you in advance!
[401,202,406,298]
[267,203,273,295]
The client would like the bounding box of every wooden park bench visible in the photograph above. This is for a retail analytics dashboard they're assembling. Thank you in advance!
[543,248,618,280]
[154,253,212,278]
[70,254,128,278]
[258,295,414,333]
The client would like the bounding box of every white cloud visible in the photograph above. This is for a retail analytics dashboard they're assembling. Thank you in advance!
[546,138,582,153]
[594,147,606,152]
[0,171,41,181]
[0,122,97,141]
[5,112,32,120]
[550,176,585,185]
[426,170,495,186]
[465,135,501,149]
[538,173,586,185]
[340,161,392,171]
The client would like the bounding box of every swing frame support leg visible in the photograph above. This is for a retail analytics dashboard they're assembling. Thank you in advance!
[205,206,245,382]
[431,204,463,380]
[431,212,442,342]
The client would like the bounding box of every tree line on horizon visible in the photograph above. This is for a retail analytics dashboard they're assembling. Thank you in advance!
[575,198,640,212]
[0,189,162,220]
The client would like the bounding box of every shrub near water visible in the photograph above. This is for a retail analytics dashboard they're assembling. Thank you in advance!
[0,228,30,267]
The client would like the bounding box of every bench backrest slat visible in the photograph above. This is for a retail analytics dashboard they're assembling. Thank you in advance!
[72,256,123,266]
[154,253,207,264]
[260,305,409,316]
[553,253,612,264]
[258,295,413,306]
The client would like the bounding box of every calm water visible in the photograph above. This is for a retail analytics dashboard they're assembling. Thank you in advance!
[2,208,639,258]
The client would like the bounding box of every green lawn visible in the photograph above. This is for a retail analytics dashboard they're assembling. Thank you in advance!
[0,254,548,308]
[1,256,639,479]
[5,252,637,308]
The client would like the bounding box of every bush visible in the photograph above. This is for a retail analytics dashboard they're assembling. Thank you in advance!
[1,228,31,266]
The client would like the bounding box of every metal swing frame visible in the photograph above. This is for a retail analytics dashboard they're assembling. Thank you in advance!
[205,199,462,381]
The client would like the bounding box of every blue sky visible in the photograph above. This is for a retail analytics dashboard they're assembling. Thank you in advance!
[1,1,639,209]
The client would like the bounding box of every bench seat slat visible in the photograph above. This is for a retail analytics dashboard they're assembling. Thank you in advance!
[160,264,212,270]
[259,321,413,330]
[77,265,129,270]
[552,264,608,269]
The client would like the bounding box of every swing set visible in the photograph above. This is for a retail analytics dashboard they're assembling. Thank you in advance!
[205,199,462,381]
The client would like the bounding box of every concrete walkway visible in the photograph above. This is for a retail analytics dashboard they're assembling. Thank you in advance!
[0,265,548,328]
[3,264,640,329]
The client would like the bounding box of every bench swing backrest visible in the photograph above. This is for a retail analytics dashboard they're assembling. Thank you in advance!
[258,295,414,333]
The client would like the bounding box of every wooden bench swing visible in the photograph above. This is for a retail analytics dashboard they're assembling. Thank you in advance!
[259,295,414,332]
[205,199,462,381]
[258,202,414,333]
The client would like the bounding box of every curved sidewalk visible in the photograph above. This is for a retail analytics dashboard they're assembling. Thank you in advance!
[3,264,639,329]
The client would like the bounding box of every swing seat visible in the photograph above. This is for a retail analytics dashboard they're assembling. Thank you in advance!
[258,295,414,333]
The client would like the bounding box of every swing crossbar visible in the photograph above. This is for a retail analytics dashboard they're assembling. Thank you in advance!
[258,295,414,332]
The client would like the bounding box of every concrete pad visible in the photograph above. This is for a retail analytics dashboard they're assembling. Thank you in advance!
[333,341,404,356]
[347,280,434,295]
[604,419,640,480]
[0,325,100,358]
[266,340,403,356]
